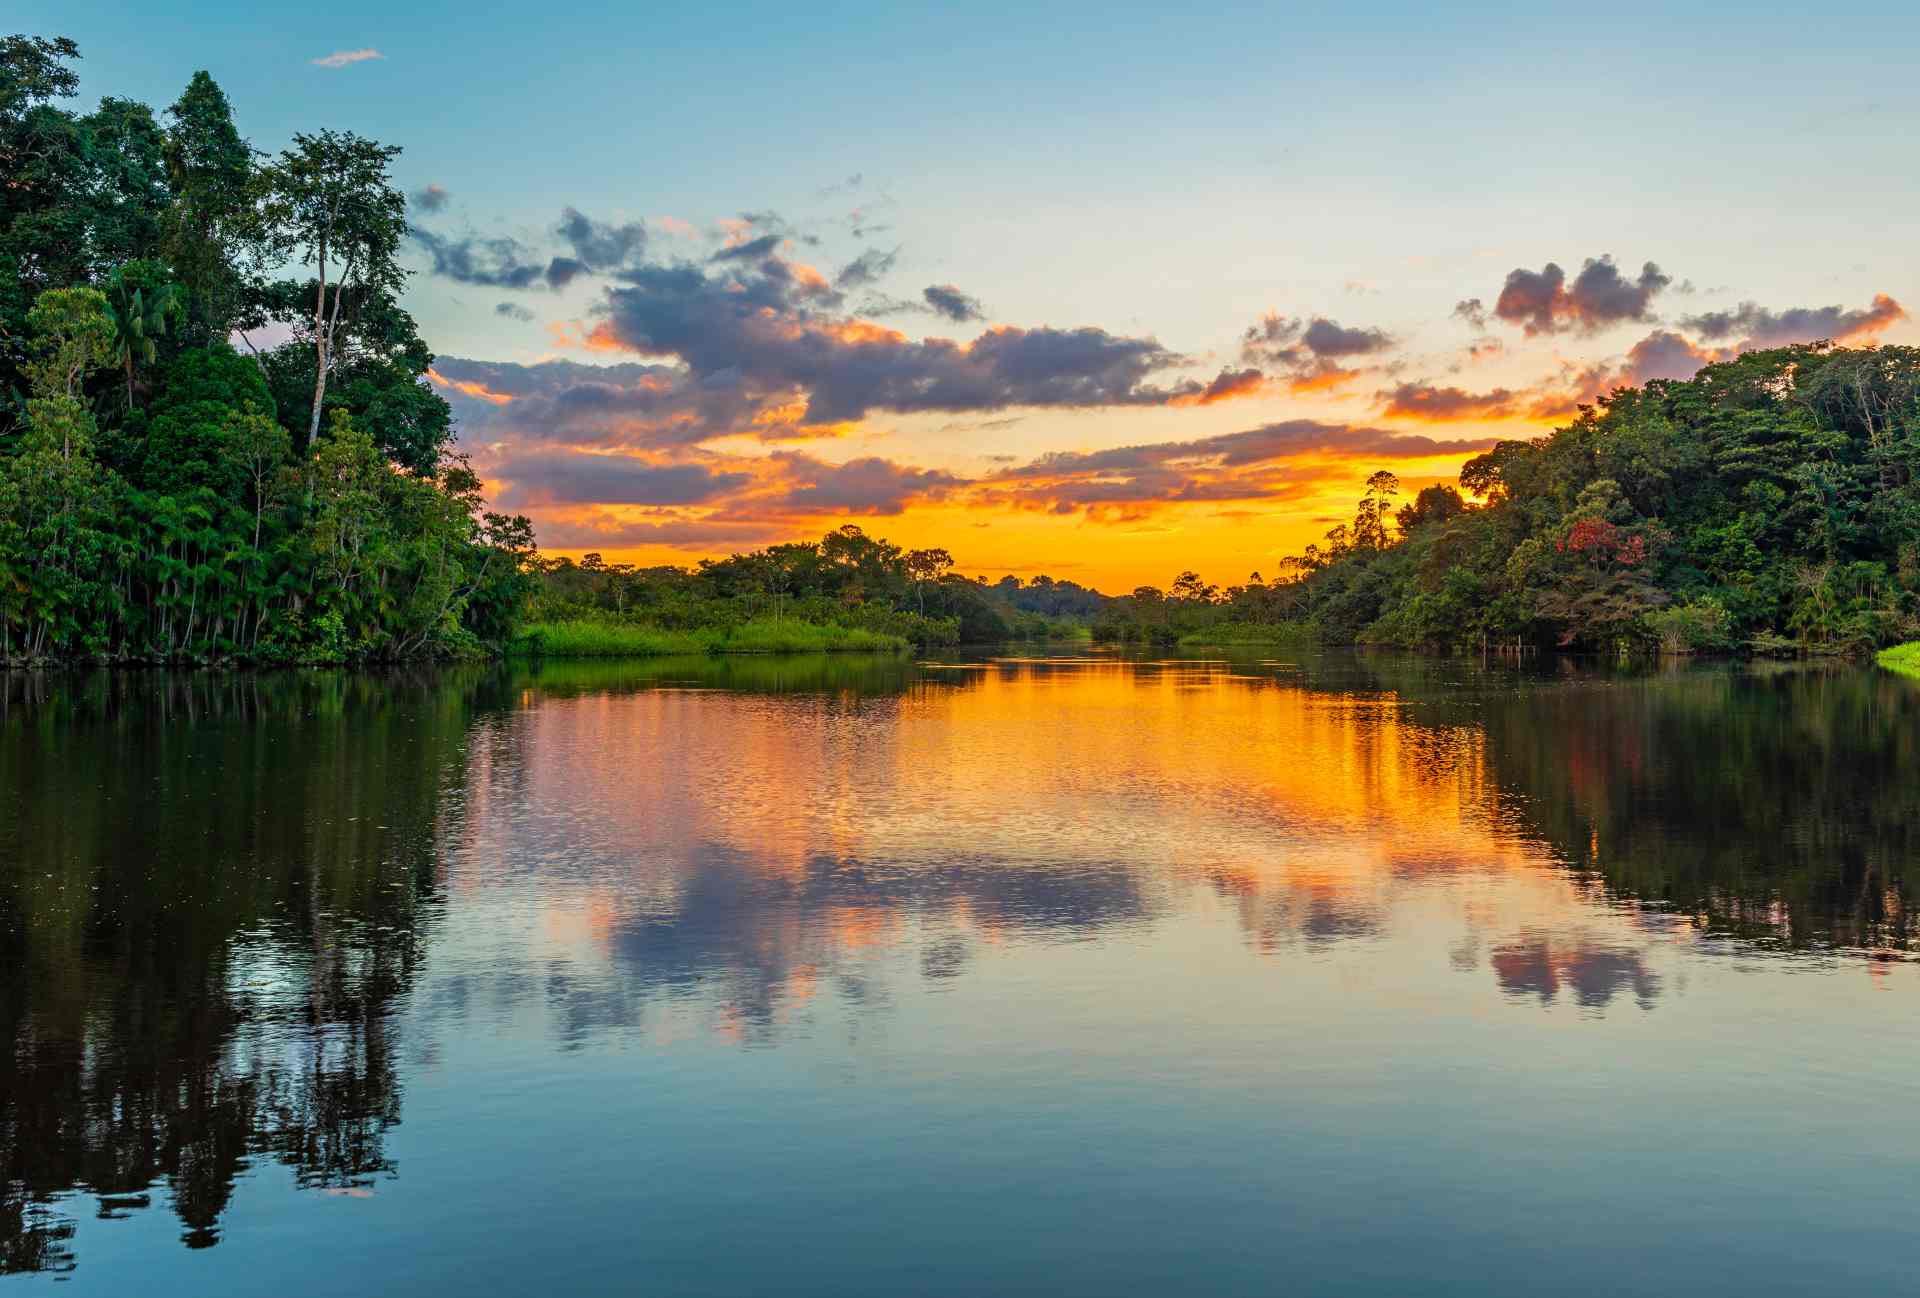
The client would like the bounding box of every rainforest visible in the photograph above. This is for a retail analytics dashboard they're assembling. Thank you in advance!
[7,31,1920,666]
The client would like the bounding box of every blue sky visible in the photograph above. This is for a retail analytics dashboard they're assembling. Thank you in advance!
[27,2,1920,583]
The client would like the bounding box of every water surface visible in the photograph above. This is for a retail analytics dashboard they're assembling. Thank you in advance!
[3,652,1917,1294]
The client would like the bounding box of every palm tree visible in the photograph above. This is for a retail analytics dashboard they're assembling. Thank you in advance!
[105,276,180,410]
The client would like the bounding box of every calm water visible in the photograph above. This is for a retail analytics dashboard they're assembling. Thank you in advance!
[3,651,1918,1295]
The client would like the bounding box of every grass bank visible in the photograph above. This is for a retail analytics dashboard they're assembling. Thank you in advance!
[515,618,910,657]
[1875,641,1920,678]
[1174,622,1315,648]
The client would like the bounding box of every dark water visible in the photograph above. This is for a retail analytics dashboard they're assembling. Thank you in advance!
[3,651,1918,1295]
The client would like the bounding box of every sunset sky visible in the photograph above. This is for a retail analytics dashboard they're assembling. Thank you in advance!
[32,1,1920,590]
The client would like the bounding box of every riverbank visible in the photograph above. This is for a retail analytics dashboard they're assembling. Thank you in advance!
[1173,622,1314,648]
[514,618,911,657]
[1875,642,1920,678]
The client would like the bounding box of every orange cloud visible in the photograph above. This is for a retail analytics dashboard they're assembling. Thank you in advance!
[1376,383,1523,423]
[424,367,513,405]
[789,262,832,293]
[546,319,626,353]
[1285,366,1363,395]
[1170,367,1272,407]
[820,319,909,346]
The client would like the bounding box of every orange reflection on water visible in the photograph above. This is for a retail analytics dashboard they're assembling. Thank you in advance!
[447,657,1689,1040]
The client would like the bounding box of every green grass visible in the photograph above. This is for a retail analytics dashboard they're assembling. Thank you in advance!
[1875,641,1920,678]
[1017,623,1092,643]
[1175,621,1314,647]
[515,618,909,657]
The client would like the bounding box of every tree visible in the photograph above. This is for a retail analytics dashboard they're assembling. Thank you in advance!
[0,31,535,664]
[103,259,181,408]
[77,96,170,270]
[905,547,953,614]
[1396,484,1466,533]
[0,35,79,121]
[1170,570,1217,604]
[1352,470,1400,551]
[25,287,115,402]
[163,71,260,344]
[263,130,408,447]
[231,405,289,549]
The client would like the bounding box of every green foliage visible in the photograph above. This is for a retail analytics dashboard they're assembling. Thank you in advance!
[24,286,115,397]
[102,258,182,406]
[1876,641,1920,679]
[0,35,536,665]
[1110,343,1920,658]
[162,69,261,344]
[518,617,910,657]
[1174,622,1313,647]
[260,128,409,447]
[525,524,1111,651]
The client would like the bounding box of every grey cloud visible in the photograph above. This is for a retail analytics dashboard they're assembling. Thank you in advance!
[756,454,963,516]
[835,246,898,288]
[1242,313,1391,363]
[1620,330,1717,383]
[1376,383,1520,420]
[431,356,765,449]
[1241,312,1392,385]
[494,452,751,507]
[556,207,647,270]
[710,233,782,262]
[1493,255,1670,335]
[597,258,1192,424]
[1001,420,1494,480]
[544,257,590,290]
[414,207,648,292]
[1300,317,1391,357]
[923,284,986,323]
[411,228,547,289]
[1679,294,1906,349]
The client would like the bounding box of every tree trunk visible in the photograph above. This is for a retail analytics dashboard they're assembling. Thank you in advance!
[308,234,330,446]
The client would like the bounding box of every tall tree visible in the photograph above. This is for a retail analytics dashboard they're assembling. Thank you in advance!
[262,130,407,448]
[905,547,953,614]
[0,35,86,372]
[163,71,258,344]
[77,96,170,270]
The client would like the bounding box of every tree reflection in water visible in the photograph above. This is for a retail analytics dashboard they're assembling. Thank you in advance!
[0,669,489,1274]
[4,652,1916,1274]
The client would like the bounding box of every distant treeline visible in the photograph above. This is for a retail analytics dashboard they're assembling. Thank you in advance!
[0,34,534,664]
[528,526,1099,651]
[1097,344,1920,656]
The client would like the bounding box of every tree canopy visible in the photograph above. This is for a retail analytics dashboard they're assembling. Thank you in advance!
[1094,343,1920,657]
[0,32,533,664]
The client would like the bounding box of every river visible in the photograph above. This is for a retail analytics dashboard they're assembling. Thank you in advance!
[3,651,1916,1295]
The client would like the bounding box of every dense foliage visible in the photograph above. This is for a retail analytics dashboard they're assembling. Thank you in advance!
[529,525,1091,651]
[0,34,534,663]
[1098,345,1920,656]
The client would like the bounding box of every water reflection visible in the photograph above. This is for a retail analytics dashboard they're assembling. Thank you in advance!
[2,653,1915,1281]
[0,670,491,1274]
[1485,930,1662,1010]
